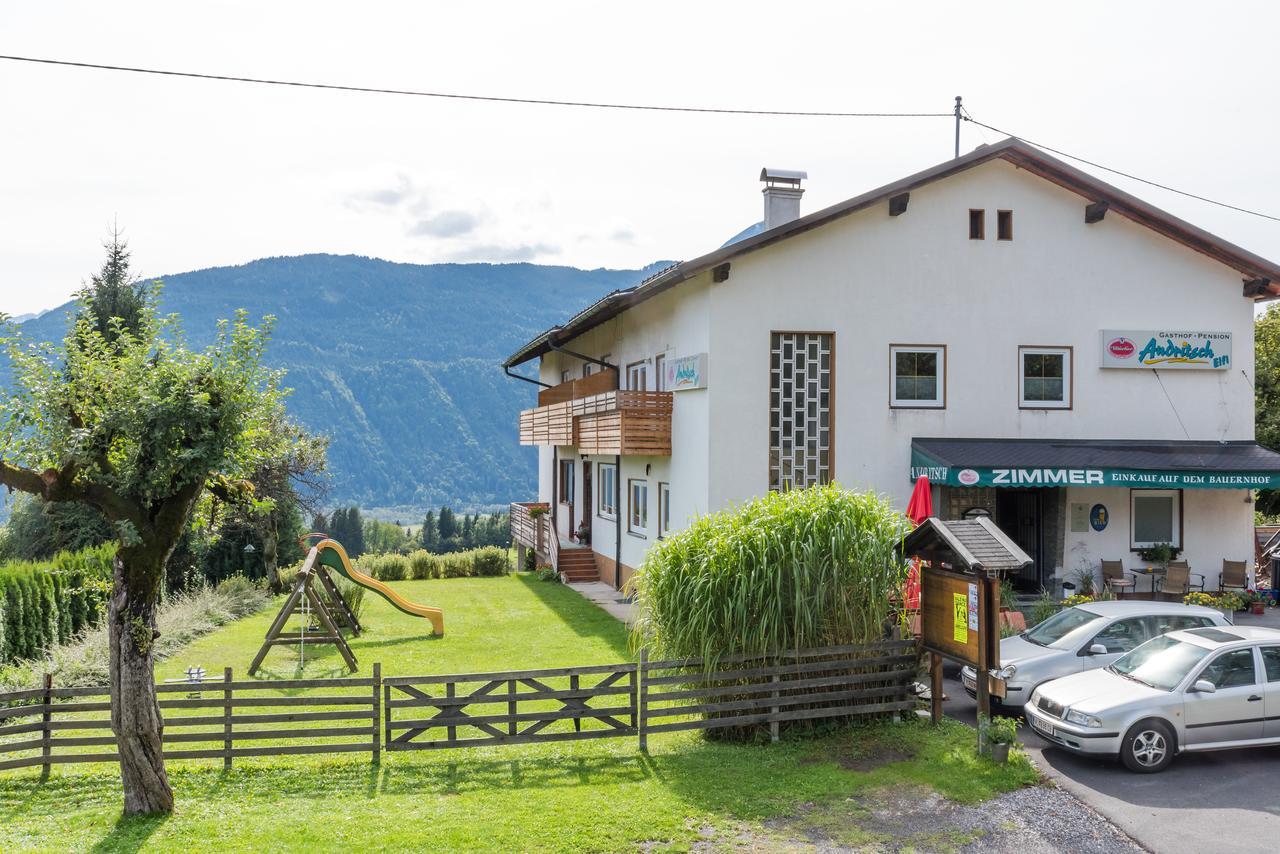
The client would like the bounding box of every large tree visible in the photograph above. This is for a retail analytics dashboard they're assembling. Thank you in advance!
[0,257,284,814]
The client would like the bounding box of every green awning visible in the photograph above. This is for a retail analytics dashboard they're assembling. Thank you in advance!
[910,438,1280,490]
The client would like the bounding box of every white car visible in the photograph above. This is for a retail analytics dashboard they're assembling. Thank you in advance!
[1026,626,1280,772]
[961,600,1230,711]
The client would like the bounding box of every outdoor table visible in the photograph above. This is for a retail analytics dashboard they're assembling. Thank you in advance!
[1129,566,1166,595]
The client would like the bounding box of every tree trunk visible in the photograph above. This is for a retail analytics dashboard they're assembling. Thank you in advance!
[108,547,173,815]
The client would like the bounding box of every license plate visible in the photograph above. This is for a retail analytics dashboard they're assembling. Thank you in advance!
[962,673,976,692]
[1031,716,1054,738]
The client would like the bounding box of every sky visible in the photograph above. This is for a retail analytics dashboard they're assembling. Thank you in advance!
[2,1,1279,316]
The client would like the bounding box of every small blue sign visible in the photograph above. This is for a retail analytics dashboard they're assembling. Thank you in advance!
[1090,504,1108,532]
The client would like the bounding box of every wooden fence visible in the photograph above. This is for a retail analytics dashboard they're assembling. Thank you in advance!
[0,641,916,775]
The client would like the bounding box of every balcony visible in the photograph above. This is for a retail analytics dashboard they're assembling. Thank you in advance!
[510,501,552,554]
[518,372,673,456]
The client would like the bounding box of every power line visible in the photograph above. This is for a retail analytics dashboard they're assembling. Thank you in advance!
[962,110,1280,223]
[0,54,952,118]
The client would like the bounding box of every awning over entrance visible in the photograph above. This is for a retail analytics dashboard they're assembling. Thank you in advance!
[910,438,1280,490]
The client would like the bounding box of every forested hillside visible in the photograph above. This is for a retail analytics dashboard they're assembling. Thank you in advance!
[14,254,663,513]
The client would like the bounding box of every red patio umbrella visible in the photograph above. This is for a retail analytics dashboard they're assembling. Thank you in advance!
[903,476,932,610]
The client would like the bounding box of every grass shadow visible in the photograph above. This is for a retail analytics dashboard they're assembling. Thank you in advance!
[88,812,170,854]
[513,573,631,658]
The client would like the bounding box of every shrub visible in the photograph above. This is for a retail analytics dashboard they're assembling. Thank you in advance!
[631,484,911,666]
[472,547,511,577]
[369,554,409,581]
[408,550,439,580]
[1027,590,1060,628]
[535,565,558,582]
[332,575,367,621]
[0,544,114,665]
[439,553,472,578]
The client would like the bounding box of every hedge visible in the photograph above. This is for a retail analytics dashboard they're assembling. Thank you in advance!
[0,544,115,665]
[363,547,511,581]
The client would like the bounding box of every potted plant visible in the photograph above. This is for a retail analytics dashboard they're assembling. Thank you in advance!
[980,715,1019,763]
[1244,589,1266,615]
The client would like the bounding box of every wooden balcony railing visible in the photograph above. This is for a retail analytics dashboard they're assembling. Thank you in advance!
[510,502,550,553]
[518,390,673,456]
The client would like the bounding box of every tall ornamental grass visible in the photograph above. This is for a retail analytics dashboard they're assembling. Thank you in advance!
[631,484,910,666]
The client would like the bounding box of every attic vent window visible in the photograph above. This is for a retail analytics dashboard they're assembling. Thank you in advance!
[968,209,985,240]
[997,210,1013,241]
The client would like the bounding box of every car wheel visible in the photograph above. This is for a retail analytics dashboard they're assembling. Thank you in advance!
[1121,720,1175,773]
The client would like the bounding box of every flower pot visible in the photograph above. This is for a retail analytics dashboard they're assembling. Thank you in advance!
[1251,602,1266,615]
[990,742,1010,764]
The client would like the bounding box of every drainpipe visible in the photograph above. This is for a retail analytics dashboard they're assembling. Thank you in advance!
[615,453,623,591]
[550,446,558,566]
[504,364,552,389]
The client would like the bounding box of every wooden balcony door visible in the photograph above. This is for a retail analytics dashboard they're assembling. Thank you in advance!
[581,464,592,540]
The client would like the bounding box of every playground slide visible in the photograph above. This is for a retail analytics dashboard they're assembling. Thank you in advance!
[312,538,444,636]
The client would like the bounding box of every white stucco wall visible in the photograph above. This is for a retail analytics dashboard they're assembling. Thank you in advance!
[533,157,1262,581]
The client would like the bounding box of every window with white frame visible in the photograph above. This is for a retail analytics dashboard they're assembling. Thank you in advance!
[1019,346,1071,408]
[1131,489,1181,549]
[628,479,648,535]
[654,354,667,391]
[658,482,671,537]
[597,463,617,519]
[558,459,574,504]
[626,360,649,391]
[582,363,593,378]
[889,345,945,408]
[560,369,571,384]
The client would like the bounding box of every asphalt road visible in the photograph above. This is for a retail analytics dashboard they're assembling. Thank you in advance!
[942,665,1280,854]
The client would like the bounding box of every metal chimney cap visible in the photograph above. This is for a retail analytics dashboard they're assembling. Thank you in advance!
[760,168,807,186]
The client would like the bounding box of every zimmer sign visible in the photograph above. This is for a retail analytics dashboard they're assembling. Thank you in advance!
[908,464,1280,490]
[1100,329,1231,370]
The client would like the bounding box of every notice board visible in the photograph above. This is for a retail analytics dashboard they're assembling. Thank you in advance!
[921,565,992,669]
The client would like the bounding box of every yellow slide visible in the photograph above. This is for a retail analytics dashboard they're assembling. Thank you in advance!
[312,537,444,636]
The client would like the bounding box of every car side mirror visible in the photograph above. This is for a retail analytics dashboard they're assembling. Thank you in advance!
[1089,643,1108,656]
[1192,679,1217,694]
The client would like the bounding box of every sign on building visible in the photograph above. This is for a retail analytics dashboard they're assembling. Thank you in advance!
[664,352,708,391]
[1099,330,1231,370]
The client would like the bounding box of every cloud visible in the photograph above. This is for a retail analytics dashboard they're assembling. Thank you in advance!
[447,242,560,263]
[407,209,480,238]
[610,226,637,242]
[346,173,415,209]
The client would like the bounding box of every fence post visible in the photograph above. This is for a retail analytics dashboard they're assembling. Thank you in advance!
[769,668,780,744]
[637,647,648,753]
[41,673,52,780]
[372,662,381,765]
[383,680,392,751]
[571,674,581,733]
[223,667,233,770]
[508,679,517,737]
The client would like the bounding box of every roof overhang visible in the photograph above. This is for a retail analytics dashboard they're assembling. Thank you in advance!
[899,516,1033,576]
[910,437,1280,490]
[504,138,1280,368]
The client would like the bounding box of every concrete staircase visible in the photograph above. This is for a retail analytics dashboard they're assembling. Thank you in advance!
[557,546,600,583]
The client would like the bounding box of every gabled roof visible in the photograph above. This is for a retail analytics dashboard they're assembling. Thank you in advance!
[899,516,1033,576]
[504,138,1280,368]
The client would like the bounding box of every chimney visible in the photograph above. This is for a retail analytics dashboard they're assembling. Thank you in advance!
[760,167,807,230]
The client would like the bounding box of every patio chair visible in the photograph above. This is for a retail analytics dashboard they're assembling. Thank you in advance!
[1219,560,1248,593]
[1157,561,1204,597]
[1101,560,1134,598]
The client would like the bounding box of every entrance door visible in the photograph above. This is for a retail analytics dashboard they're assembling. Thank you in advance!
[996,490,1042,591]
[581,463,593,541]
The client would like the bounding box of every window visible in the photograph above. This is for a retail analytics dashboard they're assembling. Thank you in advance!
[628,479,648,535]
[597,463,617,518]
[1198,648,1257,689]
[1151,615,1216,636]
[769,332,833,491]
[558,460,574,504]
[1019,346,1071,409]
[1262,647,1280,682]
[560,369,571,384]
[969,209,985,240]
[1089,617,1152,655]
[626,360,649,391]
[1131,489,1181,549]
[658,482,671,537]
[997,210,1013,240]
[890,345,945,408]
[654,354,666,391]
[582,363,593,378]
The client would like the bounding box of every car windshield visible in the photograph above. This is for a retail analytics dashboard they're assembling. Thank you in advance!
[1108,635,1212,691]
[1023,607,1101,648]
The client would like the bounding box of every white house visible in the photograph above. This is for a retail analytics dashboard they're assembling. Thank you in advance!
[504,138,1280,595]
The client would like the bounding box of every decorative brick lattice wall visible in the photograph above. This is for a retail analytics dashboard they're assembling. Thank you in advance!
[768,333,832,491]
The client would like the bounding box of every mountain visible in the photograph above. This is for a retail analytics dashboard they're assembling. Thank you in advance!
[14,254,664,515]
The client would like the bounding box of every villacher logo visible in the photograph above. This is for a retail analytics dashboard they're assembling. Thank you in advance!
[957,469,980,486]
[1107,337,1135,359]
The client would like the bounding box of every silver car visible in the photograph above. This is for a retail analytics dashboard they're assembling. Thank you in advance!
[1026,626,1280,772]
[961,600,1230,711]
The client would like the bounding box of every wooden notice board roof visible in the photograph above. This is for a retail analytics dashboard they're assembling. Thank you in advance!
[900,517,1032,577]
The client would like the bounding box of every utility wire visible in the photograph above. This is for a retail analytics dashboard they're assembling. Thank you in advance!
[0,54,952,118]
[962,110,1280,223]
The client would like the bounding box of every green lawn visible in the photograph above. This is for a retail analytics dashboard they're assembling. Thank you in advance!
[0,574,1037,852]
